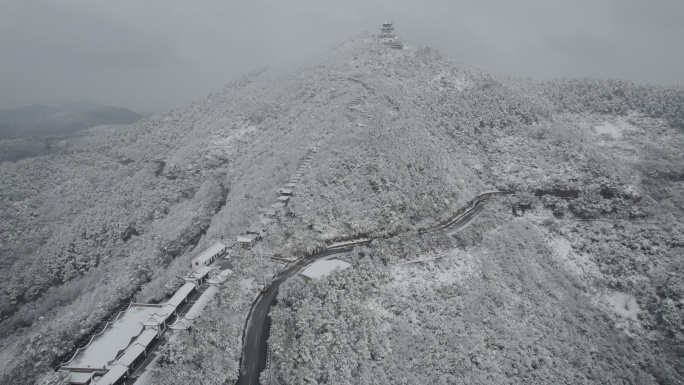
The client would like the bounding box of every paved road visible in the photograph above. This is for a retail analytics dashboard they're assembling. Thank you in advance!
[234,194,500,385]
[443,198,489,235]
[234,242,369,385]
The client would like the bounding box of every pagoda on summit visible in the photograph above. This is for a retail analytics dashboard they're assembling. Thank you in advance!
[379,22,404,49]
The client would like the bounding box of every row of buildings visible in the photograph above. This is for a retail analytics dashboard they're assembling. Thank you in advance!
[61,150,316,384]
[61,264,231,385]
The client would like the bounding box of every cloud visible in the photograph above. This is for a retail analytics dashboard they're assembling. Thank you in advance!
[0,0,682,112]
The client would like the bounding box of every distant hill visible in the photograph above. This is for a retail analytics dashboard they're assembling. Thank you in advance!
[0,101,144,138]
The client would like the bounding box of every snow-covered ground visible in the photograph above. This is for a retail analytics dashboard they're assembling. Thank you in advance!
[300,259,351,279]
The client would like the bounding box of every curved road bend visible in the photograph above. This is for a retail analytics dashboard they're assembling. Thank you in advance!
[235,192,504,385]
[443,199,489,235]
[235,242,370,385]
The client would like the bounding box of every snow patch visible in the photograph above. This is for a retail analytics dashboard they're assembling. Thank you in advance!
[300,258,351,279]
[365,298,393,333]
[594,122,623,139]
[591,115,639,141]
[240,278,255,291]
[597,290,641,322]
[548,234,601,285]
[391,249,477,290]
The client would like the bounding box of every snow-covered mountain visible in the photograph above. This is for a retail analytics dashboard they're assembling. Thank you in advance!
[1,36,683,384]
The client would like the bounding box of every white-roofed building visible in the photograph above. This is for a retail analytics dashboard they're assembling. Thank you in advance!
[237,233,260,248]
[131,328,158,353]
[168,317,193,331]
[169,286,219,332]
[277,188,293,196]
[184,266,214,289]
[94,364,128,385]
[142,306,174,335]
[61,305,162,373]
[69,371,97,385]
[276,195,290,203]
[191,241,227,272]
[207,269,233,286]
[165,282,196,309]
[115,343,146,369]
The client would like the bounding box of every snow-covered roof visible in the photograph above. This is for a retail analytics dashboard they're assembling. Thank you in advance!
[115,343,145,367]
[65,305,162,370]
[276,195,290,202]
[169,318,193,331]
[165,282,196,308]
[192,241,226,264]
[142,310,171,326]
[271,202,286,209]
[95,364,128,385]
[185,286,218,320]
[207,269,233,285]
[284,183,296,188]
[69,371,94,384]
[237,233,259,243]
[169,286,219,331]
[277,188,293,195]
[134,328,158,347]
[185,266,212,281]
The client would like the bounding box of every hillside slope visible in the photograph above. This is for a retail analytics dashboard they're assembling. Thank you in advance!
[0,36,682,384]
[156,38,683,384]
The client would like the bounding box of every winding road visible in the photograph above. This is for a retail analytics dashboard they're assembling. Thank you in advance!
[234,192,506,385]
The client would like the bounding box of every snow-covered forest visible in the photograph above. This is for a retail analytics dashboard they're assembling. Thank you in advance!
[1,36,683,384]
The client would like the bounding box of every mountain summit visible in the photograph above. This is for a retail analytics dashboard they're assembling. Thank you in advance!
[1,36,683,384]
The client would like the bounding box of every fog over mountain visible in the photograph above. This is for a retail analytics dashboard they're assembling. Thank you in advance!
[2,1,684,113]
[0,101,144,138]
[1,35,683,385]
[0,101,144,162]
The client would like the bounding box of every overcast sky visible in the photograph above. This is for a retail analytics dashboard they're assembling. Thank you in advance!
[1,0,683,113]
